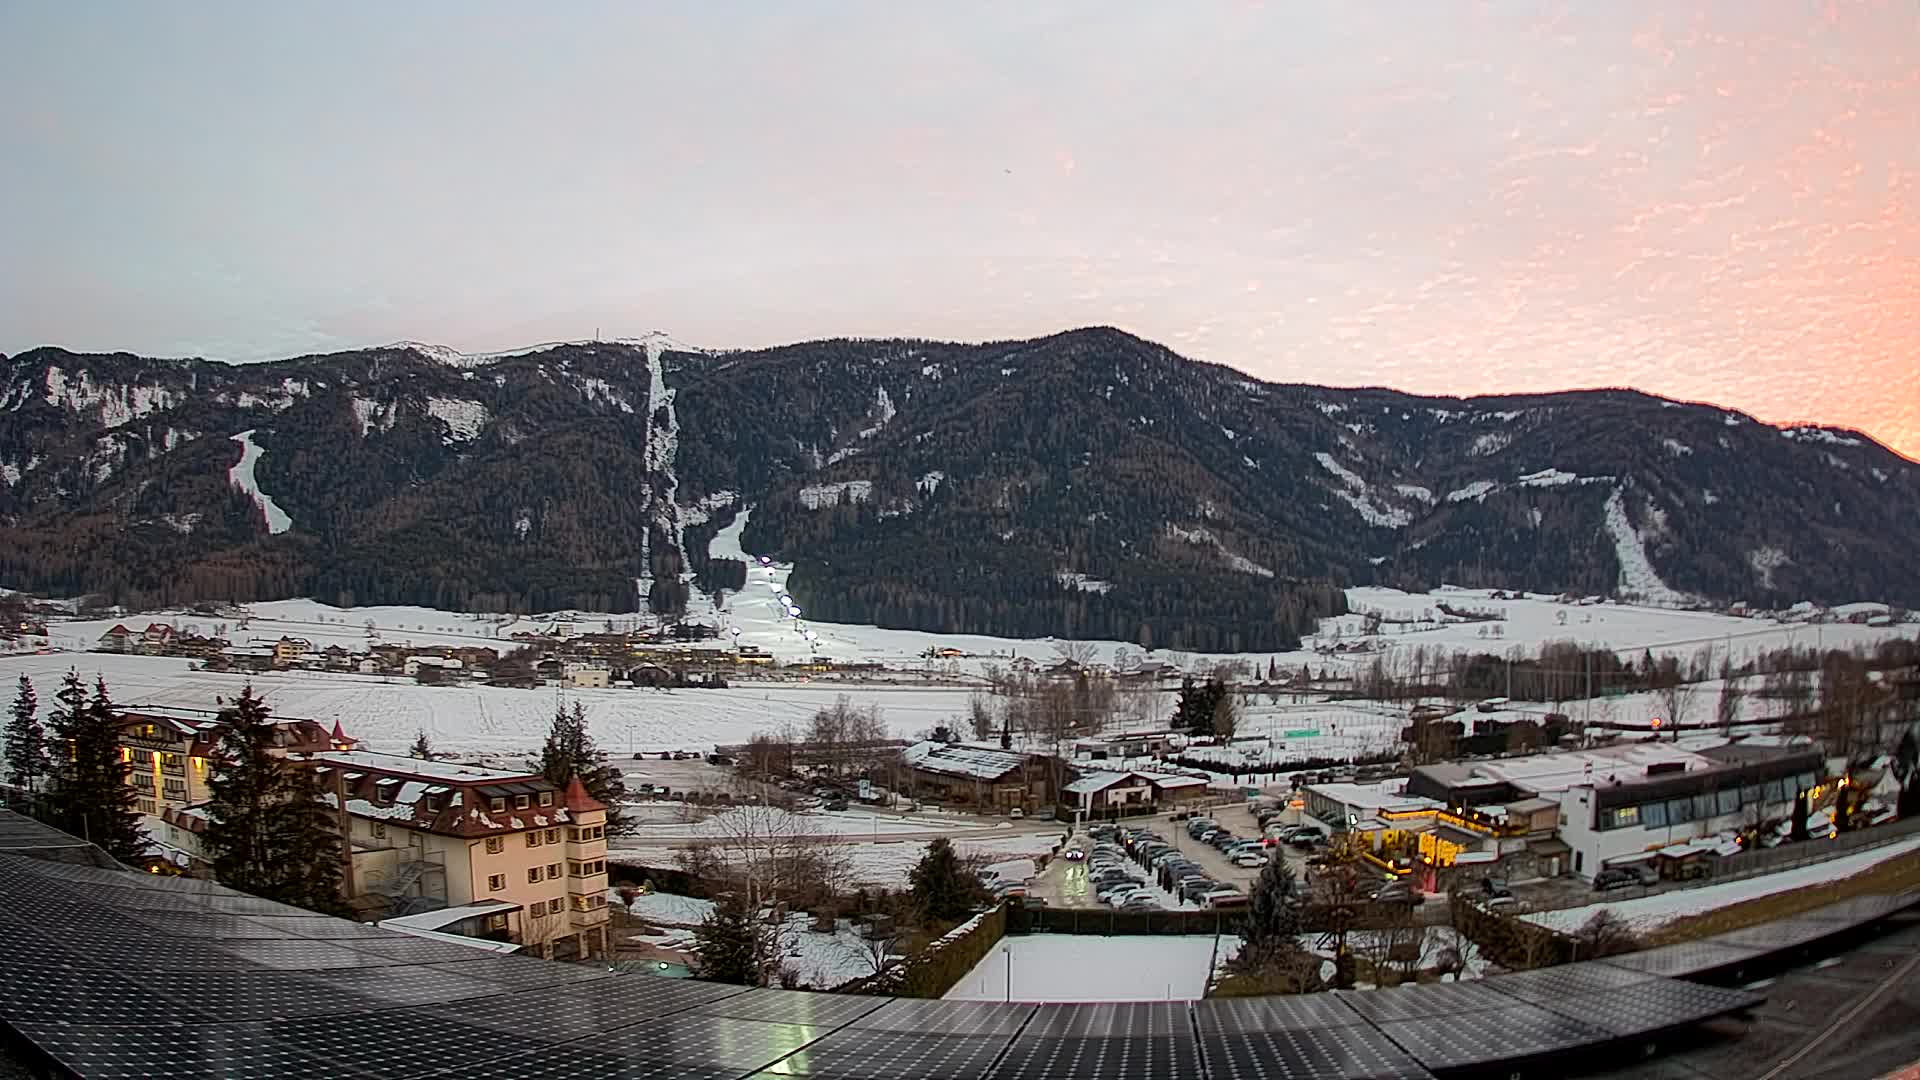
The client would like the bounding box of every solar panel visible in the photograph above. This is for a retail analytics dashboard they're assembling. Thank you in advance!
[1020,1002,1191,1038]
[691,987,893,1027]
[753,1028,1017,1078]
[1713,917,1838,952]
[1335,981,1517,1024]
[1200,1028,1436,1080]
[1192,993,1368,1034]
[989,1034,1204,1079]
[8,1020,346,1080]
[1511,977,1763,1039]
[848,997,1036,1035]
[1375,1002,1614,1072]
[1479,960,1661,1002]
[1599,940,1764,979]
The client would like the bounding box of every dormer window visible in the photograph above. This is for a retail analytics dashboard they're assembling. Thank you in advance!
[514,795,530,810]
[375,779,400,804]
[424,796,442,813]
[490,797,506,812]
[538,791,554,807]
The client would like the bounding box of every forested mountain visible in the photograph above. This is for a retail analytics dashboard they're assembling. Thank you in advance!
[3,328,1917,649]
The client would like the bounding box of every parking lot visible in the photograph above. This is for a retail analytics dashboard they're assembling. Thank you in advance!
[1028,801,1319,911]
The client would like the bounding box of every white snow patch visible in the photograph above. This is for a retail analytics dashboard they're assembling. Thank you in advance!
[0,462,17,487]
[577,376,635,414]
[1056,571,1114,595]
[42,367,177,428]
[1780,426,1862,447]
[799,481,874,509]
[1663,438,1693,457]
[1469,431,1512,456]
[1315,401,1346,416]
[158,513,202,534]
[1870,467,1888,482]
[917,471,945,496]
[1516,468,1612,488]
[946,933,1227,1002]
[1602,489,1685,605]
[349,397,393,437]
[1166,525,1275,577]
[1702,490,1720,506]
[1393,484,1435,506]
[1748,547,1790,590]
[426,397,489,442]
[1315,453,1413,528]
[227,430,292,534]
[1446,481,1500,503]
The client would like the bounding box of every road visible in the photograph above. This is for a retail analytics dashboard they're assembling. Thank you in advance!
[1582,909,1920,1079]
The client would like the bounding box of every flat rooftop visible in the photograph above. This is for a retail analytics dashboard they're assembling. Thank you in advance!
[312,749,541,784]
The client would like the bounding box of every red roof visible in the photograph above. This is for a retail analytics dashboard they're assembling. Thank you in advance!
[103,624,133,636]
[560,775,606,814]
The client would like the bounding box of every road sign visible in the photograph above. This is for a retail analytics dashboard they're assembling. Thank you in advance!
[1282,728,1322,739]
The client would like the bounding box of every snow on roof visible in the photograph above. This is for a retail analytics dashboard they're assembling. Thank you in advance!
[379,900,519,932]
[1137,772,1208,789]
[313,749,538,784]
[1305,780,1441,812]
[1065,772,1129,795]
[1453,850,1499,865]
[1467,744,1719,793]
[377,923,523,954]
[902,741,1028,780]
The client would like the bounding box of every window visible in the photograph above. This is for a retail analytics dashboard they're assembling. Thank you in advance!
[376,780,399,804]
[527,868,543,884]
[424,796,442,813]
[137,799,156,815]
[486,874,505,892]
[1691,793,1715,820]
[539,791,554,807]
[1608,805,1639,830]
[131,749,154,766]
[484,836,504,854]
[1765,779,1787,803]
[569,860,583,877]
[1641,801,1667,829]
[1742,784,1764,806]
[1667,797,1695,824]
[526,832,543,848]
[545,828,560,844]
[514,794,530,810]
[485,914,507,931]
[133,773,155,791]
[372,823,387,840]
[1574,851,1583,873]
[546,862,561,879]
[162,779,186,800]
[1714,789,1739,816]
[489,797,506,812]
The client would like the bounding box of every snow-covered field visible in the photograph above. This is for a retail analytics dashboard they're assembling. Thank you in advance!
[0,651,980,759]
[1522,834,1920,934]
[944,933,1230,1002]
[606,888,894,990]
[609,830,1061,888]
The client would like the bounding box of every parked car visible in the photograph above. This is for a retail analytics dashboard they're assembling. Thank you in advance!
[1064,849,1087,862]
[1480,878,1513,899]
[1592,867,1640,892]
[823,799,849,811]
[1374,881,1423,906]
[1232,852,1268,869]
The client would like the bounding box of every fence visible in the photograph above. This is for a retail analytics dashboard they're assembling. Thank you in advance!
[837,903,1009,998]
[1524,816,1920,914]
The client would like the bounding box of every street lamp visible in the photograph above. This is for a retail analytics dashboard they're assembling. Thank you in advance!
[1003,945,1012,1002]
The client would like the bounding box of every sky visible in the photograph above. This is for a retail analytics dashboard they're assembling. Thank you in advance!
[2,2,1915,458]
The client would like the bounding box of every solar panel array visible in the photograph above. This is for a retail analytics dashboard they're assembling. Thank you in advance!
[18,830,1900,1080]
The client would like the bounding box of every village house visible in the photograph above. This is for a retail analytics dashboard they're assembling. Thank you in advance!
[138,623,176,654]
[1062,769,1209,818]
[96,624,136,653]
[272,636,313,667]
[310,749,610,959]
[899,742,1057,811]
[116,708,341,851]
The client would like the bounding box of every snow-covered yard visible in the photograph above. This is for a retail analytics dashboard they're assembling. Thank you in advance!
[944,933,1232,1002]
[1522,833,1920,935]
[604,888,898,990]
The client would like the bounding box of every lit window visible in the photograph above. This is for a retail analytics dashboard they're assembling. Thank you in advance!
[484,837,504,855]
[539,791,554,807]
[487,874,505,892]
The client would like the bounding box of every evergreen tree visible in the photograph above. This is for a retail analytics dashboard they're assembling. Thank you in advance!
[408,729,434,759]
[201,686,346,914]
[44,673,143,860]
[4,674,49,794]
[909,836,982,923]
[536,702,629,834]
[1239,856,1302,958]
[691,891,763,985]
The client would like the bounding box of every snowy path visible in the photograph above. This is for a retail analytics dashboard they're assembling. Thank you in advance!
[227,430,291,534]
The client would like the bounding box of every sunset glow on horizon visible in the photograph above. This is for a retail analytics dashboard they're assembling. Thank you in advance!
[2,2,1915,457]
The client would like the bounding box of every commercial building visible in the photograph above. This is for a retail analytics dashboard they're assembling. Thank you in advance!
[1407,741,1823,881]
[311,749,612,960]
